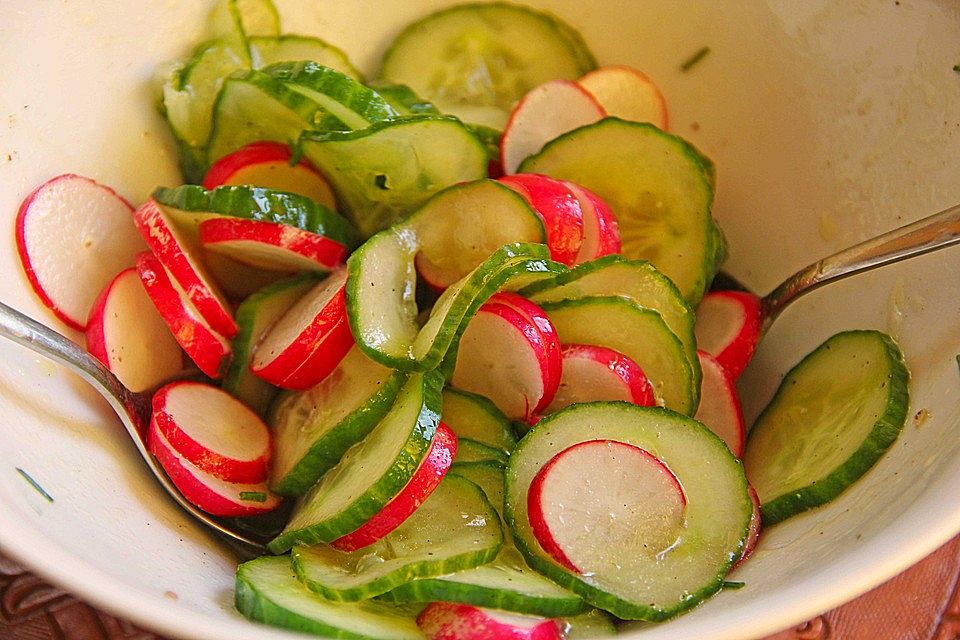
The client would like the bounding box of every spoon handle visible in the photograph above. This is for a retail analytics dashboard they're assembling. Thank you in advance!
[760,201,960,330]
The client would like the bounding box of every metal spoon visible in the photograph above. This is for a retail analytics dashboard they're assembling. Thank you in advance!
[0,303,281,559]
[730,200,960,335]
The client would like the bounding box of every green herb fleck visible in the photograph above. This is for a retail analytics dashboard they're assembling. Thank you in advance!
[16,467,53,502]
[681,46,711,72]
[722,580,746,590]
[954,64,960,74]
[240,491,268,503]
[956,354,960,374]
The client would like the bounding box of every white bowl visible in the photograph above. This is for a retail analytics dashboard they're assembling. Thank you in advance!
[1,1,959,638]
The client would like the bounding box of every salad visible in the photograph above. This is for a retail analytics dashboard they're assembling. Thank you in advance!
[11,0,910,638]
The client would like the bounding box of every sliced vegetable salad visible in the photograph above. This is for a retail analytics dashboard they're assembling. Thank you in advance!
[12,0,911,637]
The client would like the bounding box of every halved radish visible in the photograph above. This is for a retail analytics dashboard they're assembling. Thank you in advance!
[151,381,272,484]
[202,141,338,210]
[500,79,606,175]
[451,293,561,422]
[198,217,347,273]
[15,174,147,330]
[577,65,669,130]
[148,424,280,518]
[85,268,183,393]
[498,174,585,267]
[250,268,354,390]
[527,439,686,574]
[133,199,237,338]
[563,181,620,263]
[417,602,566,640]
[731,483,762,572]
[694,290,762,380]
[544,343,654,416]
[136,251,231,380]
[694,350,746,457]
[331,422,457,552]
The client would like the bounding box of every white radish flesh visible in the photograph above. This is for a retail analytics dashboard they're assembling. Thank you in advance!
[151,381,272,484]
[694,290,762,380]
[85,268,183,393]
[545,343,654,415]
[694,350,746,457]
[577,65,669,130]
[500,79,605,175]
[564,181,620,263]
[527,439,686,574]
[199,217,346,272]
[15,174,147,330]
[417,602,566,640]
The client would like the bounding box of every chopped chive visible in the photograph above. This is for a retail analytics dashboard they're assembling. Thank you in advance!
[722,580,746,590]
[240,491,268,502]
[16,467,53,502]
[956,354,960,375]
[954,64,960,73]
[681,46,711,72]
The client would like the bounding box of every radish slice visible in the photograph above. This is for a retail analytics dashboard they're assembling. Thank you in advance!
[331,422,457,552]
[563,181,621,263]
[498,174,585,267]
[452,293,561,422]
[133,199,238,338]
[694,350,746,457]
[203,141,338,210]
[151,381,272,484]
[577,64,669,130]
[417,602,566,640]
[85,268,183,393]
[148,424,280,518]
[251,268,353,390]
[15,174,147,330]
[136,251,231,380]
[198,217,347,273]
[731,484,762,572]
[527,439,686,573]
[544,343,654,415]
[694,290,762,380]
[500,79,606,175]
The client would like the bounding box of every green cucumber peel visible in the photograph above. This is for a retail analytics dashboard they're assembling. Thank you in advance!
[442,387,517,452]
[365,80,439,115]
[249,34,362,79]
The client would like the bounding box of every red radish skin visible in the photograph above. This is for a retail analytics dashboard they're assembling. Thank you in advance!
[417,602,566,640]
[198,217,347,273]
[563,181,621,262]
[85,268,183,393]
[203,141,338,210]
[500,79,606,175]
[489,292,564,404]
[694,290,762,380]
[250,268,354,390]
[577,65,669,130]
[15,174,147,330]
[148,425,280,517]
[452,294,561,422]
[498,174,585,267]
[545,343,654,416]
[694,350,746,457]
[136,252,231,380]
[331,422,457,552]
[133,199,238,338]
[151,381,272,484]
[731,483,762,572]
[527,439,686,574]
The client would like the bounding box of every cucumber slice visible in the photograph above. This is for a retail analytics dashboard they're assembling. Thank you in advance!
[379,3,596,124]
[519,118,724,305]
[442,387,517,453]
[743,330,909,526]
[377,545,587,617]
[269,370,443,552]
[207,0,280,43]
[153,184,359,249]
[250,35,362,79]
[270,346,408,497]
[265,61,398,130]
[539,296,696,415]
[297,115,489,236]
[455,438,510,466]
[520,254,699,386]
[406,179,546,290]
[206,68,347,166]
[449,461,505,516]
[291,474,502,601]
[223,274,318,416]
[564,609,618,638]
[505,402,752,621]
[235,555,424,639]
[365,81,439,115]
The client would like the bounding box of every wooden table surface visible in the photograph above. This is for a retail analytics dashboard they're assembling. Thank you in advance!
[3,535,959,640]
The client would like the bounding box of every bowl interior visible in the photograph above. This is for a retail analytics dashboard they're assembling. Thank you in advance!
[1,1,959,639]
